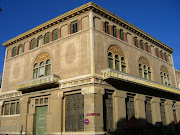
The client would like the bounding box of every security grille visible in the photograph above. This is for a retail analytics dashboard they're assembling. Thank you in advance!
[65,93,84,131]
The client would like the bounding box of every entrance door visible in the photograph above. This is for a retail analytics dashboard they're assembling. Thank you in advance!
[35,106,47,135]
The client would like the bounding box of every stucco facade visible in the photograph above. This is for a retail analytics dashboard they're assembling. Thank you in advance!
[0,2,180,135]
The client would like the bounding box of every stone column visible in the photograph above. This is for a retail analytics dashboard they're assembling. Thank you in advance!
[81,85,105,133]
[26,99,35,135]
[134,94,146,120]
[151,97,161,125]
[50,91,64,133]
[20,97,29,134]
[113,90,127,131]
[175,102,180,133]
[165,100,174,125]
[164,100,176,134]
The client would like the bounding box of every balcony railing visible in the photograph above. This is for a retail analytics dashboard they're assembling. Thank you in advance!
[17,74,60,91]
[102,68,180,94]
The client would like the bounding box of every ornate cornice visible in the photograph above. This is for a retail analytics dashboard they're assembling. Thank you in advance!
[2,2,173,53]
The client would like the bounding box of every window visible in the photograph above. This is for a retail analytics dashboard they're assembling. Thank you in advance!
[33,59,51,79]
[145,43,149,53]
[108,45,126,73]
[37,35,42,47]
[33,63,38,79]
[2,101,20,115]
[139,64,142,77]
[30,38,35,50]
[160,51,163,59]
[135,37,138,47]
[71,20,78,34]
[156,48,159,57]
[140,40,144,50]
[12,47,16,57]
[138,57,151,80]
[52,29,58,41]
[18,44,22,55]
[160,66,170,86]
[120,29,124,41]
[44,32,50,44]
[164,53,167,61]
[105,22,110,34]
[108,52,113,69]
[112,26,117,37]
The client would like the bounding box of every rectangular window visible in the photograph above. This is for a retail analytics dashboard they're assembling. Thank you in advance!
[37,36,42,47]
[10,103,15,115]
[164,53,167,61]
[44,32,50,44]
[120,29,124,41]
[112,26,117,37]
[105,22,110,34]
[140,40,144,50]
[146,43,149,53]
[30,38,36,50]
[156,48,159,57]
[135,37,138,47]
[160,51,163,59]
[71,20,78,34]
[4,104,9,115]
[52,29,58,41]
[12,47,16,57]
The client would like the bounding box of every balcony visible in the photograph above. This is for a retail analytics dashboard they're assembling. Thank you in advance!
[102,68,180,94]
[17,74,60,92]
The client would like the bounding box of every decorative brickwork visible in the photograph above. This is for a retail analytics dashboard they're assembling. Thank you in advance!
[138,57,150,66]
[108,45,125,57]
[34,52,51,63]
[160,65,168,74]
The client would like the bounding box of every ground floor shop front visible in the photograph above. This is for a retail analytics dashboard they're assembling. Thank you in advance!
[0,82,180,135]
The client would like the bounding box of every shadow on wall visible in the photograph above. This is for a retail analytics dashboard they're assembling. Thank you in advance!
[105,117,180,135]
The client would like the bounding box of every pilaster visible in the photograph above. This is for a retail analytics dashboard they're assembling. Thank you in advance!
[20,97,29,134]
[81,86,105,133]
[132,36,135,46]
[124,32,127,42]
[134,94,146,120]
[151,97,161,124]
[164,100,174,125]
[113,90,127,131]
[49,91,64,133]
[101,20,105,32]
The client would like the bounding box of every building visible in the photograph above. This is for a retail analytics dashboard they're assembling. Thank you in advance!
[0,2,180,135]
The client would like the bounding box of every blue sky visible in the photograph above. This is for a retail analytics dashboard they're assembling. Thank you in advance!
[0,0,180,79]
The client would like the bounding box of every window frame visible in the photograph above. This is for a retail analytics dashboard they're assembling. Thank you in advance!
[12,47,16,57]
[30,38,36,50]
[71,20,78,34]
[44,32,50,44]
[105,22,110,34]
[52,29,59,41]
[18,44,22,55]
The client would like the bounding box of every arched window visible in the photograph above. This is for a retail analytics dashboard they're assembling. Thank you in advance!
[45,59,51,76]
[108,45,126,73]
[115,55,120,70]
[108,52,113,69]
[33,52,51,79]
[18,44,22,55]
[37,35,42,47]
[138,57,151,80]
[12,47,16,57]
[160,66,170,86]
[139,64,142,77]
[33,63,38,79]
[30,38,35,50]
[44,32,50,44]
[52,29,58,41]
[121,57,126,72]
